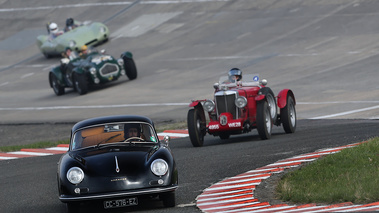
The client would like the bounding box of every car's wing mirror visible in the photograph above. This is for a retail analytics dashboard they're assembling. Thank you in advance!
[162,135,170,147]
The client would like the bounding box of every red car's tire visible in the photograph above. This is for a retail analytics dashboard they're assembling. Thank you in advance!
[256,100,272,140]
[281,95,296,133]
[259,87,278,124]
[219,133,230,140]
[187,108,205,147]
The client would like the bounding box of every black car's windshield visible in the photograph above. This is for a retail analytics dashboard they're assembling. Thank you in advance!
[71,122,158,150]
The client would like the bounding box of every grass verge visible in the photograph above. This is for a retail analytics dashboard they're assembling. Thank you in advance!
[277,137,379,204]
[0,121,188,153]
[0,140,70,153]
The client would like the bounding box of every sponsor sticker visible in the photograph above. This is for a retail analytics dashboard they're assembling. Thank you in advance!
[209,124,219,130]
[228,122,241,128]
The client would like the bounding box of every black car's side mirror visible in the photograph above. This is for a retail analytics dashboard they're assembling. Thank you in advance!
[162,135,170,147]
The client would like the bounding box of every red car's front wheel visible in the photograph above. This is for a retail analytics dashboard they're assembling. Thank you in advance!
[187,108,205,147]
[256,100,272,140]
[281,95,296,133]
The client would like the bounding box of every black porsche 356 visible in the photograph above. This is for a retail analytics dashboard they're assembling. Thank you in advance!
[57,115,178,212]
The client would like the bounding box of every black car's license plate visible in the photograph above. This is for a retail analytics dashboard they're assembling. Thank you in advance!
[104,197,138,209]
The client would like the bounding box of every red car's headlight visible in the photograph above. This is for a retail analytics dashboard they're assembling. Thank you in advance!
[235,96,247,108]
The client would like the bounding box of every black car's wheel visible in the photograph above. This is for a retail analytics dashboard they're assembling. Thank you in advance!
[66,202,80,213]
[50,74,65,96]
[281,95,296,133]
[73,73,88,95]
[219,133,230,140]
[256,100,272,140]
[161,191,176,207]
[260,87,278,124]
[123,57,137,80]
[187,108,205,147]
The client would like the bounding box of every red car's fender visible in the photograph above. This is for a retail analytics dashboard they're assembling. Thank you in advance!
[189,99,207,107]
[189,100,207,130]
[277,89,296,108]
[255,94,266,101]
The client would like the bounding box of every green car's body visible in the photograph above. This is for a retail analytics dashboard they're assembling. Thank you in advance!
[49,50,137,95]
[37,21,109,58]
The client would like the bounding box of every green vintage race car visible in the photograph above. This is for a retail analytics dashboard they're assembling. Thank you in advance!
[37,21,109,58]
[49,49,137,95]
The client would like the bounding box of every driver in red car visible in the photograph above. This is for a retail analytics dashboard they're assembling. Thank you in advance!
[228,67,243,83]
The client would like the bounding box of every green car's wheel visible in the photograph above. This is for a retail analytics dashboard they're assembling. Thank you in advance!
[73,73,88,95]
[50,74,65,96]
[123,57,137,80]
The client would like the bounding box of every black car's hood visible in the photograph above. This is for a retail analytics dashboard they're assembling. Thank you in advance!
[70,145,159,177]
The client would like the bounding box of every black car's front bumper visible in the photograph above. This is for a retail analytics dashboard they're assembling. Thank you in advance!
[59,185,178,203]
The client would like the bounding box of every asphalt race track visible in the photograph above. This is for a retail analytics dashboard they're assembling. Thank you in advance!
[0,0,379,212]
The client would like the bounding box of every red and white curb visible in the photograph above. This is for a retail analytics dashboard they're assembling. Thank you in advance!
[196,142,379,212]
[0,130,189,161]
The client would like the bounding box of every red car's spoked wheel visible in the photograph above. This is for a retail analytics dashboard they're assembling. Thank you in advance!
[281,95,296,133]
[256,100,272,140]
[187,108,205,147]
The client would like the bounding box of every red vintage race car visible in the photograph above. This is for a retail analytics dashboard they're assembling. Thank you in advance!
[187,74,296,147]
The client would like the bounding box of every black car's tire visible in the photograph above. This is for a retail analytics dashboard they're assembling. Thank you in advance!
[256,100,272,140]
[73,73,88,95]
[219,133,230,140]
[66,202,80,213]
[260,87,278,124]
[123,57,137,80]
[161,191,176,207]
[187,108,205,147]
[50,74,65,96]
[281,95,296,133]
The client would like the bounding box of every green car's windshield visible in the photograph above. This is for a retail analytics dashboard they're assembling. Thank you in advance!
[71,122,158,150]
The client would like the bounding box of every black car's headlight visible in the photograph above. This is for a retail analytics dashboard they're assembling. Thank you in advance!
[235,96,247,108]
[151,159,168,176]
[203,99,215,112]
[67,167,84,184]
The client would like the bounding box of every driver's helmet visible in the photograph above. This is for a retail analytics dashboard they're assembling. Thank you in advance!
[228,68,242,83]
[124,123,141,138]
[66,18,74,27]
[49,22,59,34]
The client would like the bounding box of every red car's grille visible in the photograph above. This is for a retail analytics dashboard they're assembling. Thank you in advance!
[215,93,237,119]
[100,63,119,76]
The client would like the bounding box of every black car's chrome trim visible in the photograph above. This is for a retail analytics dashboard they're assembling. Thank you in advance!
[59,185,178,202]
